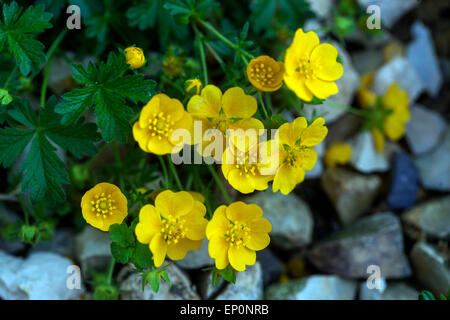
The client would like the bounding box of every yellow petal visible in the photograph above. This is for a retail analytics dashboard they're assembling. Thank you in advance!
[296,148,318,171]
[273,163,298,195]
[135,205,161,244]
[300,117,328,147]
[245,232,270,251]
[310,43,344,81]
[226,169,255,194]
[222,87,257,118]
[226,202,263,222]
[155,190,194,218]
[150,234,167,267]
[167,238,202,261]
[206,206,229,239]
[372,128,385,152]
[184,202,207,240]
[208,235,229,269]
[305,77,339,100]
[228,245,256,272]
[285,29,319,71]
[139,96,160,128]
[187,85,222,118]
[147,135,175,155]
[284,73,313,102]
[157,94,185,121]
[248,217,272,233]
[132,122,150,152]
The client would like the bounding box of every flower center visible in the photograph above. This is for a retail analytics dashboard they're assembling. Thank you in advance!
[90,193,116,219]
[249,62,275,87]
[296,59,315,79]
[225,221,251,248]
[148,112,174,140]
[234,150,259,176]
[160,215,187,245]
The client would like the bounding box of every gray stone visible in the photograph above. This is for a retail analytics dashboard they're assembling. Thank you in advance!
[349,131,390,173]
[352,49,384,75]
[174,238,214,270]
[357,0,420,28]
[407,21,443,97]
[410,242,450,296]
[308,213,412,278]
[373,56,425,103]
[257,249,284,287]
[265,275,357,300]
[75,226,111,274]
[405,104,447,155]
[31,229,75,258]
[48,56,73,95]
[119,263,200,300]
[402,196,450,240]
[0,250,84,300]
[247,190,313,249]
[321,167,381,225]
[359,281,419,300]
[305,0,332,18]
[304,42,360,124]
[215,262,263,300]
[415,128,450,191]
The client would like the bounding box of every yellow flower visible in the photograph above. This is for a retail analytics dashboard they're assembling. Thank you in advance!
[273,117,327,195]
[187,85,264,160]
[246,56,284,92]
[284,28,343,102]
[135,190,208,267]
[324,143,352,168]
[80,183,128,232]
[124,47,145,69]
[206,202,271,271]
[185,79,202,95]
[133,93,193,155]
[356,73,377,109]
[163,55,183,77]
[382,83,410,141]
[371,128,385,152]
[222,138,275,194]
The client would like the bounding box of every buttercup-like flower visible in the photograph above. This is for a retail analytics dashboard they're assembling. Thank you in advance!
[133,93,193,155]
[222,138,275,194]
[135,190,208,267]
[324,143,352,168]
[246,56,284,92]
[81,183,128,231]
[206,202,271,271]
[185,79,202,95]
[284,28,343,102]
[187,85,264,160]
[124,47,145,69]
[273,117,327,195]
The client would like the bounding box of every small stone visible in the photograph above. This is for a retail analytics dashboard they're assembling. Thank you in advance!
[265,275,357,300]
[349,131,390,173]
[305,0,332,18]
[410,242,450,296]
[405,104,447,155]
[387,152,419,210]
[174,238,214,270]
[415,128,450,191]
[352,49,383,75]
[215,262,263,300]
[75,226,111,274]
[308,212,412,278]
[48,56,74,95]
[357,0,420,28]
[304,42,360,124]
[321,167,381,225]
[31,229,76,258]
[359,281,419,300]
[402,196,450,240]
[257,249,284,287]
[119,263,200,300]
[407,21,443,97]
[0,250,84,300]
[247,189,313,250]
[373,56,425,103]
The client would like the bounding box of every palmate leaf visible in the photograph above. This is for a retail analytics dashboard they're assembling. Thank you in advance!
[55,51,156,142]
[0,1,52,76]
[0,97,100,204]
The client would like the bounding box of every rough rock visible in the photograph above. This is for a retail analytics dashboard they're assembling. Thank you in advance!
[75,226,111,274]
[373,56,425,103]
[119,263,200,300]
[321,167,381,225]
[405,104,447,155]
[308,212,412,278]
[215,262,263,300]
[415,128,450,191]
[257,249,284,287]
[352,49,383,75]
[247,189,313,249]
[0,250,84,300]
[304,42,360,124]
[265,275,357,300]
[407,21,443,97]
[402,196,450,240]
[31,229,76,258]
[387,152,419,210]
[357,0,420,28]
[359,281,419,300]
[349,131,390,173]
[174,238,214,270]
[410,242,450,296]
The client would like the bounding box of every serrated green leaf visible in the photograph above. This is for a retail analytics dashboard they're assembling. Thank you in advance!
[160,270,170,285]
[147,271,160,293]
[109,223,135,247]
[110,242,133,264]
[0,127,34,167]
[132,242,153,269]
[126,0,159,30]
[249,0,276,33]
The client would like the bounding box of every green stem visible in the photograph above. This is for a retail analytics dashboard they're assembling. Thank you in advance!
[40,56,53,108]
[193,25,208,85]
[106,258,115,286]
[257,91,269,119]
[206,165,231,204]
[326,100,367,117]
[158,156,170,189]
[204,41,225,69]
[167,156,183,190]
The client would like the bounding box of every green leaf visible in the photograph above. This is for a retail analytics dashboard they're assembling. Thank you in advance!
[147,270,161,293]
[418,290,436,300]
[249,0,276,33]
[160,270,170,286]
[0,1,53,75]
[110,242,134,264]
[126,0,159,30]
[109,223,135,247]
[0,127,35,167]
[164,0,219,25]
[132,242,154,269]
[220,265,236,284]
[55,51,156,142]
